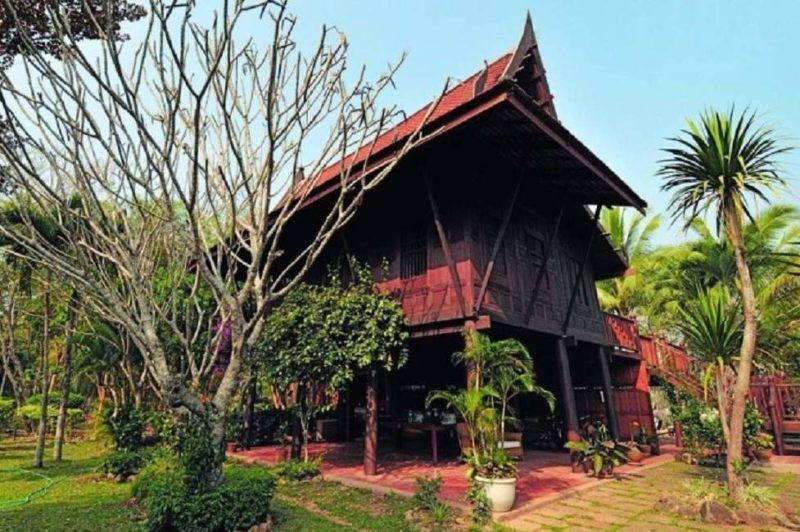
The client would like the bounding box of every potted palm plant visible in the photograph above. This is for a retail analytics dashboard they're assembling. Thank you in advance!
[428,331,555,513]
[635,425,652,455]
[565,439,629,478]
[752,432,774,461]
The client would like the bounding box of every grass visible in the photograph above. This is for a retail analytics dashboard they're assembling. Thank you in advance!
[0,438,424,531]
[0,438,137,532]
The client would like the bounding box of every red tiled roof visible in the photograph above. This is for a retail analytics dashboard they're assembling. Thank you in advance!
[294,52,513,199]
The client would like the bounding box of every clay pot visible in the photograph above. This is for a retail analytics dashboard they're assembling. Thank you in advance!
[755,448,773,461]
[627,447,644,464]
[637,443,652,455]
[596,463,614,479]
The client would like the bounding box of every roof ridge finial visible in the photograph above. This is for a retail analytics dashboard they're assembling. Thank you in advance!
[501,11,558,119]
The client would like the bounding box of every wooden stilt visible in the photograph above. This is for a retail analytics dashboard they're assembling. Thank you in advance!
[597,346,620,440]
[364,369,378,476]
[555,337,580,442]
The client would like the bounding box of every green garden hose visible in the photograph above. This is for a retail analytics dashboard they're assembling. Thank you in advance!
[0,467,63,510]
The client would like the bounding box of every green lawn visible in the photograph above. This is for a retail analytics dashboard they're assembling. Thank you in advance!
[0,439,138,531]
[0,439,421,531]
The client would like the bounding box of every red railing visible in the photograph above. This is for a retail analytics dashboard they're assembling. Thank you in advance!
[603,313,640,354]
[605,312,800,454]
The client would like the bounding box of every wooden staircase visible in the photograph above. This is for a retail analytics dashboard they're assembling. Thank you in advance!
[604,312,800,455]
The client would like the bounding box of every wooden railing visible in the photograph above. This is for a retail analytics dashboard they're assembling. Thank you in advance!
[604,313,704,396]
[605,312,800,454]
[603,314,640,354]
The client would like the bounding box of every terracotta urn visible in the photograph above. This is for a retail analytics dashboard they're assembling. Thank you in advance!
[627,446,644,464]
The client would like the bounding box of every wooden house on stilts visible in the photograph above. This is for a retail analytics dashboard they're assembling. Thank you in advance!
[277,13,655,475]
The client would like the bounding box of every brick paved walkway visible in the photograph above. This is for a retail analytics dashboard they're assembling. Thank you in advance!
[500,461,800,531]
[232,441,672,509]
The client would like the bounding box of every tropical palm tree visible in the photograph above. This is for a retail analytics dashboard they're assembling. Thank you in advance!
[658,107,792,500]
[597,208,661,316]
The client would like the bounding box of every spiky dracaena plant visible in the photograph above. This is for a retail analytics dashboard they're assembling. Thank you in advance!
[659,107,792,500]
[678,286,742,451]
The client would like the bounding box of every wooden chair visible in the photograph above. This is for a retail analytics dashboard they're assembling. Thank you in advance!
[501,432,524,459]
[455,422,473,456]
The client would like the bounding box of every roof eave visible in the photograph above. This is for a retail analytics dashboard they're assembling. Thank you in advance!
[506,85,647,213]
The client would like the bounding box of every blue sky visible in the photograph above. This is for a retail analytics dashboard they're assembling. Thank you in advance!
[285,0,800,245]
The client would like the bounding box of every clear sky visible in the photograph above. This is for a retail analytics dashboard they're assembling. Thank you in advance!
[286,0,800,245]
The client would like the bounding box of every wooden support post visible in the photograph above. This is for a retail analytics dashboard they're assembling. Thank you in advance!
[555,337,580,442]
[561,205,603,335]
[768,382,785,455]
[524,187,569,324]
[597,346,620,440]
[474,176,522,314]
[364,369,378,475]
[425,176,468,319]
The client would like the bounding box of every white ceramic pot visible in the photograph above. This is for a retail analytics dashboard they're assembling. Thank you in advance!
[475,475,517,512]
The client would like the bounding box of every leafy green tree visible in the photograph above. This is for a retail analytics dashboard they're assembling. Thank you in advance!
[659,107,792,499]
[252,264,408,461]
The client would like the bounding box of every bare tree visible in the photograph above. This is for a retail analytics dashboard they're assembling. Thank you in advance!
[0,0,441,471]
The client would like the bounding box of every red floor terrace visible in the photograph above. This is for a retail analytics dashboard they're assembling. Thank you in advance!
[232,441,676,515]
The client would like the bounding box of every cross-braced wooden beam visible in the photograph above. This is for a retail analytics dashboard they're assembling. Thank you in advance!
[523,186,569,324]
[474,175,522,314]
[561,204,603,335]
[425,176,469,319]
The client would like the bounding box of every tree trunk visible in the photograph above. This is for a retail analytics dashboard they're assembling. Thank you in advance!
[242,375,257,450]
[716,366,731,447]
[364,369,378,476]
[1,347,26,407]
[724,205,758,502]
[54,291,78,461]
[290,385,305,459]
[33,278,51,468]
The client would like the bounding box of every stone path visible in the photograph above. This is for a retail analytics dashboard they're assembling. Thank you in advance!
[500,461,800,531]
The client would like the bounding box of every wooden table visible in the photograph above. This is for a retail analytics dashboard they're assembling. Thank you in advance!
[380,420,452,464]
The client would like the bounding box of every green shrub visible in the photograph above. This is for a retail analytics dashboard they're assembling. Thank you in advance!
[169,411,224,493]
[131,449,184,500]
[413,474,443,512]
[102,404,147,451]
[670,390,764,456]
[26,392,85,409]
[103,449,149,477]
[412,473,453,529]
[0,398,15,432]
[14,404,83,431]
[209,466,276,530]
[272,457,321,481]
[134,452,276,532]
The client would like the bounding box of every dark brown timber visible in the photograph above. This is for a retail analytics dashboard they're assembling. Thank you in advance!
[474,175,522,313]
[597,346,620,439]
[556,337,580,442]
[425,176,469,319]
[523,186,569,324]
[561,205,603,335]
